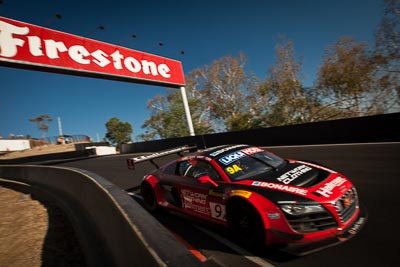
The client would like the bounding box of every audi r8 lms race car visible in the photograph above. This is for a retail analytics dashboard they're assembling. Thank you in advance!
[127,144,367,255]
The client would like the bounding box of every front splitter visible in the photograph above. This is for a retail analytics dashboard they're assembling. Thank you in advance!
[280,203,368,256]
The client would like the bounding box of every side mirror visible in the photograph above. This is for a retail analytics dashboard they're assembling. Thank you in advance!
[197,175,218,187]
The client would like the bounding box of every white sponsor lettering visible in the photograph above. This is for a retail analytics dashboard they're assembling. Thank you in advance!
[111,50,124,69]
[181,190,207,205]
[219,151,246,165]
[91,49,110,67]
[0,20,171,78]
[44,39,68,59]
[241,147,263,155]
[0,20,29,57]
[184,202,211,215]
[27,36,43,56]
[277,165,312,184]
[209,144,247,157]
[252,181,308,196]
[182,190,211,215]
[132,146,191,162]
[69,45,90,64]
[316,177,347,198]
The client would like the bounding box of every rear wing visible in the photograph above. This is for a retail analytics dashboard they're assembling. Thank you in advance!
[127,145,197,170]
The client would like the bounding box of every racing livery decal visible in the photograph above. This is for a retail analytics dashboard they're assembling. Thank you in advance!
[241,146,264,155]
[252,181,308,196]
[209,144,247,157]
[132,144,367,255]
[209,202,226,221]
[219,151,247,165]
[315,176,347,197]
[181,189,211,215]
[276,165,313,184]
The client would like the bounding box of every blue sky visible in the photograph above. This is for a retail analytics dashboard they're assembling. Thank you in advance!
[0,0,384,141]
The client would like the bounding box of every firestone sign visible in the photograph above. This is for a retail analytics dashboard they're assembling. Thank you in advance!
[0,16,186,87]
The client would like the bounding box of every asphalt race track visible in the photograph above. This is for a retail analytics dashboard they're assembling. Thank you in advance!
[49,142,400,267]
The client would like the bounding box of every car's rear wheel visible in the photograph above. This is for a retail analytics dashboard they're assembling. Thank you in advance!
[140,182,158,212]
[227,201,264,250]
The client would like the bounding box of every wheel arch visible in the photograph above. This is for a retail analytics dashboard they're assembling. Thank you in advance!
[225,195,269,248]
[225,191,279,230]
[140,175,163,208]
[225,195,264,229]
[142,174,159,187]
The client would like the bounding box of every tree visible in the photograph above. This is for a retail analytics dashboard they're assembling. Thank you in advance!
[186,53,260,131]
[317,37,396,117]
[254,38,314,126]
[105,117,133,147]
[375,0,400,63]
[139,53,259,140]
[138,89,213,140]
[374,0,400,107]
[29,114,53,140]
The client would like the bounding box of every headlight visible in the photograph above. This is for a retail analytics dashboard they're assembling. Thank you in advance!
[279,203,325,216]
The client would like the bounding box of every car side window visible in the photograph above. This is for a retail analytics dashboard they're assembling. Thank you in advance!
[178,159,221,181]
[177,160,192,176]
[161,162,177,175]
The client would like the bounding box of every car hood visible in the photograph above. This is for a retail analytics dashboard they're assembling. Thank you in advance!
[249,162,320,187]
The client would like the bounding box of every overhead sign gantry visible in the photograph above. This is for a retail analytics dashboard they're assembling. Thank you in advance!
[0,16,195,136]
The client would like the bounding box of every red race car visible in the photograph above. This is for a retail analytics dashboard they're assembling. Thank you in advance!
[127,144,367,255]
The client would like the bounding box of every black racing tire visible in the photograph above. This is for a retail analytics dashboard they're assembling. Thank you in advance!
[140,182,158,212]
[227,201,265,250]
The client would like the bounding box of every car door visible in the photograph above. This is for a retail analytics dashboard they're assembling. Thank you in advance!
[175,158,227,222]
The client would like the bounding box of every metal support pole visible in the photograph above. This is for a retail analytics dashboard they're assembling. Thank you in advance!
[180,86,195,136]
[57,117,63,136]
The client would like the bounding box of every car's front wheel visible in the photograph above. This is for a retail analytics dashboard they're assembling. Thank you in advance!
[227,201,264,250]
[140,182,158,212]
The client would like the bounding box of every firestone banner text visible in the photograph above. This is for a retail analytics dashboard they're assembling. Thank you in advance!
[0,16,185,87]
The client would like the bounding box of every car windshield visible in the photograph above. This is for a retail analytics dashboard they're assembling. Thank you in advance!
[218,151,286,181]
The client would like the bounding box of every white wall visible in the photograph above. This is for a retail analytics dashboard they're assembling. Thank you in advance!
[0,139,31,152]
[86,146,116,155]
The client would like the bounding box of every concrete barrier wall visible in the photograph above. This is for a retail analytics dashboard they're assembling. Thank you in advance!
[0,166,202,267]
[75,142,110,151]
[121,112,400,153]
[0,150,91,164]
[0,142,110,164]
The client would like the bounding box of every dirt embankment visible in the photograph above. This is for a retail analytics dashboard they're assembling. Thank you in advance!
[0,181,86,266]
[0,144,76,160]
